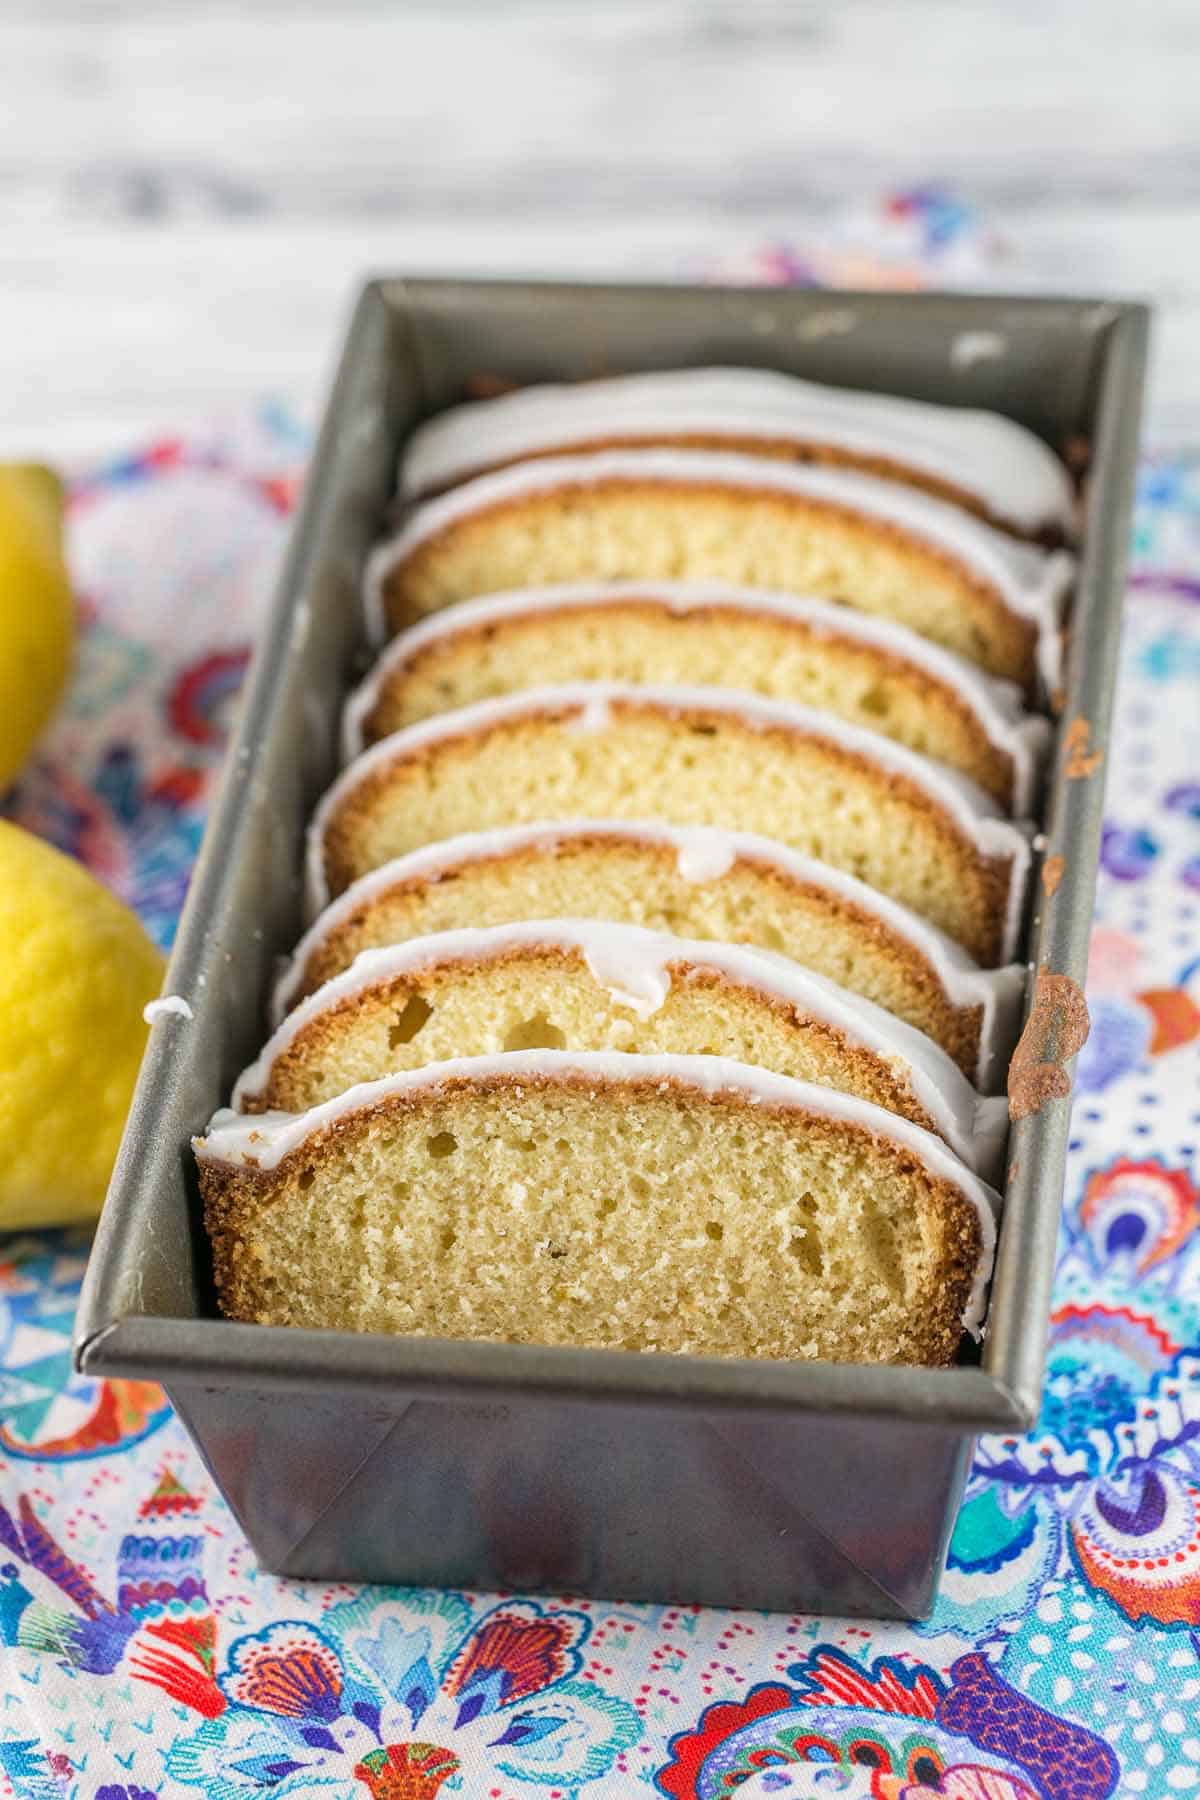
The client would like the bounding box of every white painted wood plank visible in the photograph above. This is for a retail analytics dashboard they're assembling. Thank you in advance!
[5,0,1198,213]
[1,206,1191,456]
[1,0,1196,452]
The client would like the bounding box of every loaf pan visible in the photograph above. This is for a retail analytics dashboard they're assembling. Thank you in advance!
[74,278,1148,1617]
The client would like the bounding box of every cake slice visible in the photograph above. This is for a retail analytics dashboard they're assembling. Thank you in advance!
[233,921,1008,1178]
[367,450,1074,691]
[346,582,1049,811]
[195,1050,999,1366]
[276,822,1025,1089]
[399,365,1076,543]
[309,685,1030,965]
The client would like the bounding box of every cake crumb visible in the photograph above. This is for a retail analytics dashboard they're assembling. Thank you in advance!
[1008,969,1091,1121]
[950,330,1007,369]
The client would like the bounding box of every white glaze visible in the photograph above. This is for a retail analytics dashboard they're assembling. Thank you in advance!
[397,366,1075,541]
[197,1049,1000,1338]
[566,689,613,733]
[673,827,738,883]
[343,578,1051,809]
[143,994,194,1023]
[277,821,1026,1089]
[307,681,1033,959]
[233,919,1008,1180]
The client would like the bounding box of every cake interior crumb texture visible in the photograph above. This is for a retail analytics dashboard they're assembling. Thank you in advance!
[362,596,1021,806]
[202,1073,981,1366]
[382,481,1036,685]
[321,701,1013,965]
[240,944,951,1154]
[290,837,985,1078]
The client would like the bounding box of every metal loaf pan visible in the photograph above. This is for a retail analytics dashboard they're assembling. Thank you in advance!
[75,279,1147,1617]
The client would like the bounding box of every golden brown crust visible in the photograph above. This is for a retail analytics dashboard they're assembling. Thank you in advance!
[380,479,1038,686]
[413,429,1068,546]
[362,594,1018,806]
[200,1067,982,1366]
[319,695,1013,964]
[915,1164,985,1366]
[731,854,984,1071]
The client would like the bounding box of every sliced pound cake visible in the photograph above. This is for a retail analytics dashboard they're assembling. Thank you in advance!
[346,582,1049,811]
[276,822,1025,1089]
[309,685,1030,965]
[195,1050,998,1365]
[400,365,1076,543]
[368,450,1074,691]
[233,921,1008,1178]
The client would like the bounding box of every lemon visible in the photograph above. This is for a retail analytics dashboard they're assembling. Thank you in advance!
[0,464,75,791]
[0,821,165,1227]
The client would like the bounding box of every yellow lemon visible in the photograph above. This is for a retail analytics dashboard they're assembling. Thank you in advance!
[0,821,165,1227]
[0,464,75,790]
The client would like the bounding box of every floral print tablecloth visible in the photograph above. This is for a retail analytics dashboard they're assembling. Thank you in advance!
[3,197,1200,1799]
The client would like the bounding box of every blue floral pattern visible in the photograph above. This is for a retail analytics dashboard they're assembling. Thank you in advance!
[167,1600,640,1796]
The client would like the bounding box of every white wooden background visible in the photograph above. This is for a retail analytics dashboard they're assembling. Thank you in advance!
[4,0,1199,455]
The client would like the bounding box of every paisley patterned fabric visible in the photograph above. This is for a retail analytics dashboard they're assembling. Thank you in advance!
[3,196,1200,1795]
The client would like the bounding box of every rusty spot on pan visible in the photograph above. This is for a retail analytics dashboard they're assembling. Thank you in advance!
[1041,854,1066,899]
[1008,969,1091,1122]
[1063,716,1103,779]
